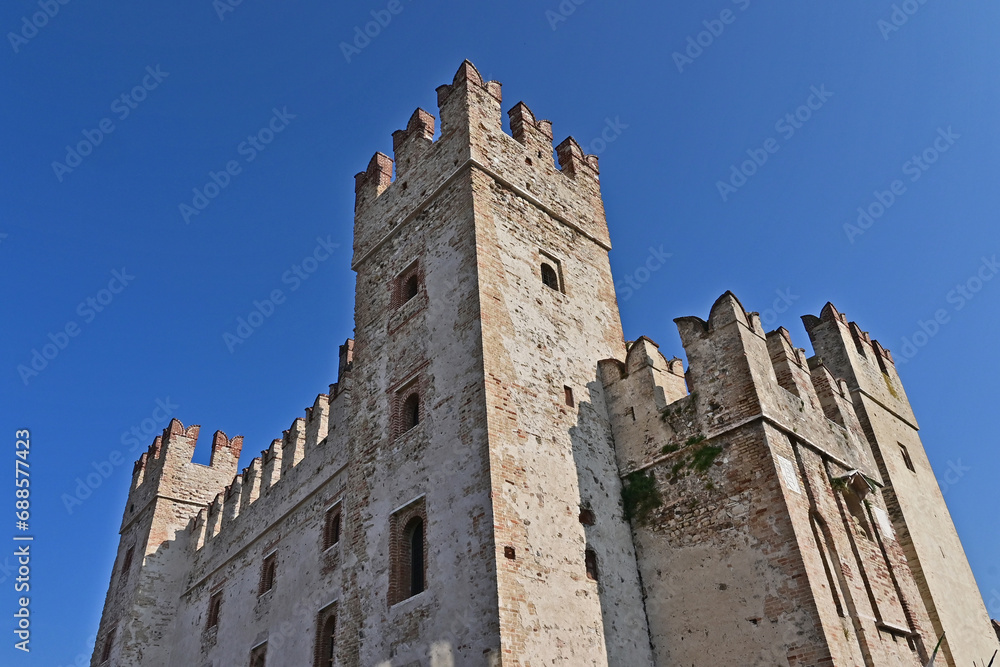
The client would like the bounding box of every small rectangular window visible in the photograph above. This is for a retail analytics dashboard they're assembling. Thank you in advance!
[393,261,421,309]
[207,591,223,628]
[564,386,574,407]
[899,443,915,472]
[539,251,564,293]
[259,553,277,595]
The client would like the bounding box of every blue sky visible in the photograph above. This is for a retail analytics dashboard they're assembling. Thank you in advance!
[2,0,998,663]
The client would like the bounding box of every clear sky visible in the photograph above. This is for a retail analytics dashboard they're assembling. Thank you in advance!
[2,0,998,663]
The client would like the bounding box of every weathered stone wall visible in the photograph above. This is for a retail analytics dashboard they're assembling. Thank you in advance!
[805,304,1000,666]
[601,294,941,666]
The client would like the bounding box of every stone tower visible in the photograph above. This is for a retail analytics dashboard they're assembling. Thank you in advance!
[344,60,651,666]
[804,305,1000,666]
[91,422,241,665]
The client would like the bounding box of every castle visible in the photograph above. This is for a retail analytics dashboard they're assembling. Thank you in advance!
[91,61,999,667]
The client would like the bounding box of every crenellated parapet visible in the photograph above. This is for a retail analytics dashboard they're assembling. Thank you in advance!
[609,294,943,667]
[802,303,916,428]
[391,108,435,179]
[352,60,609,269]
[181,378,352,551]
[123,420,242,534]
[602,292,878,478]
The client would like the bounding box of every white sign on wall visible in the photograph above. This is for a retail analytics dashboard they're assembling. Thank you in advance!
[777,456,802,495]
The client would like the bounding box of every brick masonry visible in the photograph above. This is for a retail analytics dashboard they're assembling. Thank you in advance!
[90,61,1000,667]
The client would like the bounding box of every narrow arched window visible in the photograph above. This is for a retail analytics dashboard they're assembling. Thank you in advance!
[406,517,425,596]
[207,591,222,628]
[316,613,336,667]
[402,393,420,431]
[541,263,559,291]
[259,553,276,595]
[324,508,341,550]
[119,546,134,584]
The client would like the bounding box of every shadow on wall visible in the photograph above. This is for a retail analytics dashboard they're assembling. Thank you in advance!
[567,375,655,666]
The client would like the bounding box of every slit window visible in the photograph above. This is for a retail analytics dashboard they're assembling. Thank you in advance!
[899,443,915,472]
[207,591,222,628]
[259,553,277,595]
[100,630,114,663]
[390,499,427,605]
[585,548,599,581]
[119,546,134,583]
[406,518,425,596]
[564,386,574,407]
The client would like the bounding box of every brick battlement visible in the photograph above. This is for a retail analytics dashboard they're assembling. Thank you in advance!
[188,384,349,550]
[352,60,608,268]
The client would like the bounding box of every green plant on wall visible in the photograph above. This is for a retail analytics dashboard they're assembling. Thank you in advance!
[622,470,662,525]
[689,444,722,472]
